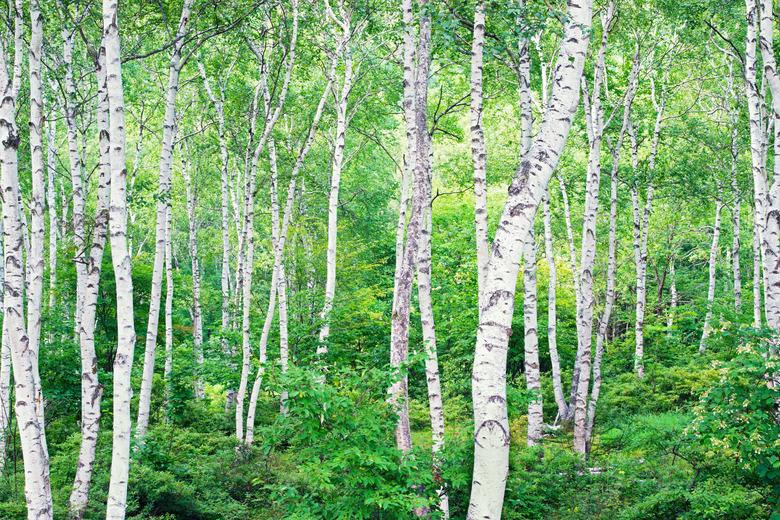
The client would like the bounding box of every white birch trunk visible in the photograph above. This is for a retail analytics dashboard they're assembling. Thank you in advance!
[745,0,766,329]
[1,0,53,512]
[585,48,638,452]
[103,0,138,515]
[468,0,592,515]
[668,260,677,331]
[163,199,173,419]
[470,0,489,316]
[236,6,299,440]
[542,196,567,419]
[62,27,87,341]
[756,0,780,331]
[197,62,232,347]
[182,152,204,398]
[245,43,333,441]
[318,4,354,356]
[136,0,194,440]
[391,0,431,456]
[46,118,58,313]
[700,192,723,352]
[573,4,613,454]
[69,42,112,520]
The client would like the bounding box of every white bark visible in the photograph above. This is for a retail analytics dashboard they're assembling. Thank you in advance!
[700,192,723,352]
[585,47,639,453]
[471,0,489,316]
[69,42,112,520]
[136,0,194,440]
[668,259,678,331]
[198,61,232,346]
[391,0,431,456]
[103,0,138,515]
[1,0,53,512]
[745,0,766,329]
[46,118,58,313]
[318,2,355,356]
[245,41,334,442]
[236,5,298,441]
[542,196,567,419]
[163,195,173,419]
[468,0,592,514]
[62,26,87,341]
[573,4,613,454]
[756,0,780,331]
[182,151,204,399]
[728,63,742,311]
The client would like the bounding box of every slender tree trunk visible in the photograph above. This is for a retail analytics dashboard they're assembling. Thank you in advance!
[573,4,613,454]
[729,64,742,311]
[756,0,780,331]
[163,199,174,419]
[700,192,723,352]
[631,183,654,375]
[468,0,592,515]
[198,62,232,349]
[46,118,58,314]
[585,48,638,453]
[391,0,431,457]
[236,8,298,441]
[136,0,194,440]
[182,151,204,399]
[668,259,677,331]
[470,0,489,316]
[542,196,567,419]
[745,0,766,328]
[0,1,53,513]
[318,6,354,357]
[103,0,138,515]
[62,26,87,343]
[69,42,112,520]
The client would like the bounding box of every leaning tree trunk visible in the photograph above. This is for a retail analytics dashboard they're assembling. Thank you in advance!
[468,0,592,515]
[69,42,112,520]
[103,0,138,516]
[197,61,232,350]
[245,49,333,441]
[136,0,194,441]
[46,118,57,314]
[700,191,723,352]
[0,0,53,513]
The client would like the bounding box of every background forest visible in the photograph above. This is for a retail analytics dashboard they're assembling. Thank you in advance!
[0,0,778,518]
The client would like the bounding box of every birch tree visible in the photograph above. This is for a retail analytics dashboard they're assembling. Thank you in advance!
[468,0,592,514]
[103,0,139,514]
[69,41,112,520]
[236,6,298,440]
[572,4,614,454]
[181,147,204,398]
[317,0,357,359]
[585,44,640,453]
[390,0,431,455]
[137,0,195,440]
[700,189,723,352]
[0,0,53,514]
